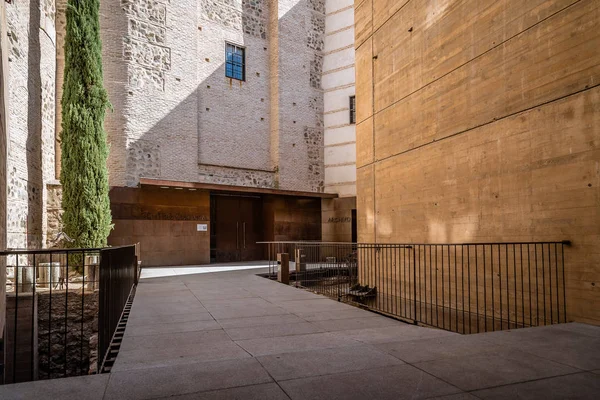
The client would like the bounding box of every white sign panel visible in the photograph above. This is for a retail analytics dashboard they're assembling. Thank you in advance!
[197,224,208,232]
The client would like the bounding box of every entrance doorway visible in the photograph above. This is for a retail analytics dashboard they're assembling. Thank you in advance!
[210,194,264,263]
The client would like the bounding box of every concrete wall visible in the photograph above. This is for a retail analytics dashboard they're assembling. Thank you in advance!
[100,0,326,193]
[355,0,600,324]
[322,196,355,242]
[323,0,356,197]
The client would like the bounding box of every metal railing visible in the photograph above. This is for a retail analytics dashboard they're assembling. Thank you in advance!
[0,245,138,384]
[261,241,570,334]
[98,246,138,373]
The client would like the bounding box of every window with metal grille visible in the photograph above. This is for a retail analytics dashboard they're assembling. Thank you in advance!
[225,43,245,81]
[349,95,356,124]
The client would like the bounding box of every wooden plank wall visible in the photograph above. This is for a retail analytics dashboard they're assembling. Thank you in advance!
[355,0,600,325]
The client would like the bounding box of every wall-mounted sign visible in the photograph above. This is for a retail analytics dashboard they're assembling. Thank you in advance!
[197,224,208,232]
[327,217,352,223]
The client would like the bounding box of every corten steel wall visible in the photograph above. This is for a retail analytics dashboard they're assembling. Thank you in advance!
[108,187,211,267]
[355,0,600,325]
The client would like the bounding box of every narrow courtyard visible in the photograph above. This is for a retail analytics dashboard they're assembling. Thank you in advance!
[1,264,598,399]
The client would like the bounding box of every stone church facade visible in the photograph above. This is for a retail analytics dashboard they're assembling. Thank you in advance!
[0,0,358,267]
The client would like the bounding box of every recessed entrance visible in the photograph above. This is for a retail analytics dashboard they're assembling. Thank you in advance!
[210,194,264,263]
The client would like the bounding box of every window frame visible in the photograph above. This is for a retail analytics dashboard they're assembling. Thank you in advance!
[225,42,246,82]
[349,95,356,124]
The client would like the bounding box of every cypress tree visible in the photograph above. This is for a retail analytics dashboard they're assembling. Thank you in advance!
[60,0,112,249]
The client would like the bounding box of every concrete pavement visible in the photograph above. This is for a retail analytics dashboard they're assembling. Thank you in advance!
[1,264,599,399]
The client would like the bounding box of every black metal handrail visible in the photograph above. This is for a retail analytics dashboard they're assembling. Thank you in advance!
[1,245,138,384]
[261,241,569,334]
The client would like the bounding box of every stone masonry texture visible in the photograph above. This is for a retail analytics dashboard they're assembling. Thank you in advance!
[99,0,325,192]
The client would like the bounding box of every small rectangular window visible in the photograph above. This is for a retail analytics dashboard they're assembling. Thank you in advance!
[349,96,356,124]
[225,43,245,81]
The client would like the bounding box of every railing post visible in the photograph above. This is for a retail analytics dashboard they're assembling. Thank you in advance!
[413,246,417,322]
[277,253,289,285]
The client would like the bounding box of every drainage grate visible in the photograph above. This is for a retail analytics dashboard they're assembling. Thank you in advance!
[100,286,136,373]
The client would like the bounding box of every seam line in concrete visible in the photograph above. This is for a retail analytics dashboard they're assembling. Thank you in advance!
[357,82,600,170]
[367,0,583,120]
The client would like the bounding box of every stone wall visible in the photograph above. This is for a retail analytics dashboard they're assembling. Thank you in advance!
[4,0,57,251]
[275,0,325,192]
[1,1,10,340]
[100,0,325,193]
[37,290,99,379]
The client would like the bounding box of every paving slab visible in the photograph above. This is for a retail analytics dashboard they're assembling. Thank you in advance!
[4,266,599,400]
[472,372,600,400]
[479,325,600,370]
[126,310,215,326]
[428,394,480,400]
[276,298,357,314]
[311,315,402,332]
[376,333,503,363]
[236,332,362,357]
[225,321,324,340]
[279,364,461,400]
[113,339,251,371]
[257,344,405,381]
[104,358,273,400]
[332,323,456,344]
[415,349,579,391]
[156,383,290,400]
[0,374,109,400]
[124,318,222,337]
[217,313,306,329]
[298,308,382,321]
[119,329,232,352]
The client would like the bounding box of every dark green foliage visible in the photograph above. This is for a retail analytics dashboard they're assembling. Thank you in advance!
[60,0,112,249]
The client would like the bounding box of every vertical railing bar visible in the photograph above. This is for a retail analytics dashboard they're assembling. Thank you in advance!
[454,244,458,333]
[31,253,36,381]
[528,243,532,327]
[48,252,53,379]
[467,245,471,334]
[541,243,546,326]
[491,245,495,332]
[483,245,487,333]
[64,251,70,378]
[499,245,502,331]
[442,245,445,330]
[14,253,19,383]
[418,245,422,322]
[513,243,517,329]
[413,246,417,321]
[475,245,479,333]
[535,244,539,326]
[430,245,433,327]
[554,243,559,324]
[548,243,552,324]
[520,244,524,328]
[461,245,465,334]
[80,250,85,375]
[435,245,439,328]
[561,243,566,324]
[504,244,510,329]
